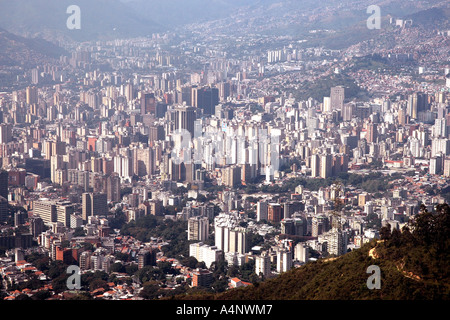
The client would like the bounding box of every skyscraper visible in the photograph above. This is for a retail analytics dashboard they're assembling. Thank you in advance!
[56,201,75,228]
[330,86,345,110]
[366,123,378,143]
[343,103,354,121]
[255,252,271,278]
[31,68,39,84]
[0,124,12,144]
[257,200,268,221]
[276,248,293,273]
[311,154,320,178]
[192,86,219,115]
[294,242,309,263]
[106,173,121,203]
[320,154,332,179]
[33,199,57,225]
[188,216,210,241]
[268,203,283,223]
[407,92,428,119]
[140,92,156,115]
[82,193,108,221]
[26,86,38,105]
[228,227,250,254]
[312,215,329,237]
[0,196,7,223]
[174,105,196,137]
[0,170,8,200]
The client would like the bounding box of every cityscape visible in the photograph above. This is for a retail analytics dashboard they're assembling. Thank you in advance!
[0,0,449,306]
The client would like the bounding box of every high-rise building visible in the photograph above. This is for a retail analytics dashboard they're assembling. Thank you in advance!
[268,203,283,223]
[0,124,12,144]
[82,193,107,221]
[189,242,223,268]
[29,215,45,237]
[124,83,134,102]
[26,86,38,105]
[0,170,8,200]
[31,68,39,84]
[320,154,332,179]
[255,252,271,278]
[407,92,428,119]
[323,228,348,256]
[322,97,331,113]
[330,86,345,110]
[366,122,378,143]
[191,269,214,288]
[312,215,329,237]
[218,82,231,101]
[294,242,309,263]
[56,201,75,228]
[149,125,165,144]
[311,154,320,178]
[222,165,241,188]
[137,249,156,269]
[343,103,354,121]
[140,93,156,115]
[228,227,250,254]
[444,158,450,177]
[281,218,295,235]
[33,199,57,225]
[50,155,64,184]
[174,105,196,137]
[0,196,8,223]
[106,173,121,203]
[257,200,268,221]
[276,248,292,273]
[191,86,219,115]
[79,251,92,270]
[135,148,154,177]
[188,216,210,241]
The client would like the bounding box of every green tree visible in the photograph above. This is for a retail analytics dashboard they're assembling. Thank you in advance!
[125,264,138,276]
[111,262,126,273]
[89,279,109,292]
[73,227,86,237]
[181,256,199,269]
[32,290,51,300]
[139,281,161,300]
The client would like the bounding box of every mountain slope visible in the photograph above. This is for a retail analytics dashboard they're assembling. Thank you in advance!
[0,0,161,42]
[122,0,258,28]
[0,28,67,67]
[404,7,450,28]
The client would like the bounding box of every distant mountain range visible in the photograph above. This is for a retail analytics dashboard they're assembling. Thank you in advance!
[0,0,448,68]
[0,0,448,43]
[122,0,450,33]
[0,28,67,67]
[0,0,161,43]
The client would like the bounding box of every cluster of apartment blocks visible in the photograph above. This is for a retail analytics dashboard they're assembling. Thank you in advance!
[186,180,373,279]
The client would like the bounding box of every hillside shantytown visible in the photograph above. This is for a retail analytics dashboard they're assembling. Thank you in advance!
[0,0,449,301]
